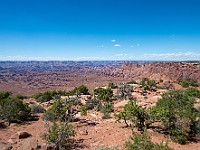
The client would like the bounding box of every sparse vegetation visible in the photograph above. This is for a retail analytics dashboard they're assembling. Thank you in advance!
[43,99,72,122]
[80,106,87,116]
[94,88,113,101]
[116,83,133,100]
[42,122,75,149]
[0,92,11,99]
[150,90,199,144]
[161,82,174,90]
[74,85,90,95]
[108,82,118,89]
[184,88,200,98]
[32,90,66,102]
[1,62,199,149]
[127,80,138,84]
[0,92,31,125]
[66,85,90,96]
[115,99,150,131]
[30,104,46,114]
[140,78,157,91]
[101,101,114,119]
[177,77,199,87]
[125,130,173,150]
[85,98,101,110]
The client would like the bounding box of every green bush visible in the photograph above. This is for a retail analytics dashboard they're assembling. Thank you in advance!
[101,102,114,113]
[74,85,90,95]
[0,92,11,99]
[0,96,31,125]
[177,77,199,87]
[127,80,138,84]
[85,98,101,110]
[108,82,118,89]
[140,78,157,91]
[115,99,150,131]
[43,98,77,122]
[180,80,190,88]
[31,104,45,114]
[16,94,27,99]
[101,102,114,119]
[184,88,200,98]
[32,90,68,102]
[43,99,66,122]
[43,122,75,149]
[125,131,173,150]
[94,88,113,101]
[80,106,87,116]
[150,90,199,144]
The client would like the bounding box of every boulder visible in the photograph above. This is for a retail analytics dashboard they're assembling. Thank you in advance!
[17,131,31,139]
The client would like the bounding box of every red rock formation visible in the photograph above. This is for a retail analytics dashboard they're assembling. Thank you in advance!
[116,62,200,82]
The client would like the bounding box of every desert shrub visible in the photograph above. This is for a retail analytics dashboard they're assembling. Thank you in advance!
[115,99,150,131]
[43,122,75,149]
[74,85,90,95]
[16,94,27,99]
[127,80,138,84]
[0,96,31,125]
[43,99,70,122]
[43,98,78,122]
[68,97,82,106]
[184,88,200,98]
[32,90,68,102]
[140,78,157,91]
[80,106,87,116]
[85,98,101,110]
[94,88,113,101]
[31,104,45,114]
[37,94,52,102]
[32,92,53,102]
[101,102,114,119]
[180,80,190,88]
[125,130,173,150]
[108,82,118,89]
[150,90,199,144]
[0,92,11,99]
[102,112,111,119]
[101,102,114,113]
[177,77,199,87]
[116,83,133,100]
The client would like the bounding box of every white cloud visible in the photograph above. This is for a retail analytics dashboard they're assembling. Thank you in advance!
[143,52,200,60]
[130,45,134,48]
[114,44,121,47]
[137,43,140,47]
[115,54,128,57]
[0,55,55,61]
[111,39,116,42]
[75,56,104,60]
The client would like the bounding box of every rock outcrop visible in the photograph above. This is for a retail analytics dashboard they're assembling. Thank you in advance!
[112,62,200,82]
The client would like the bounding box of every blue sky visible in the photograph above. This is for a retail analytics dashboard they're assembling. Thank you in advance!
[0,0,200,61]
